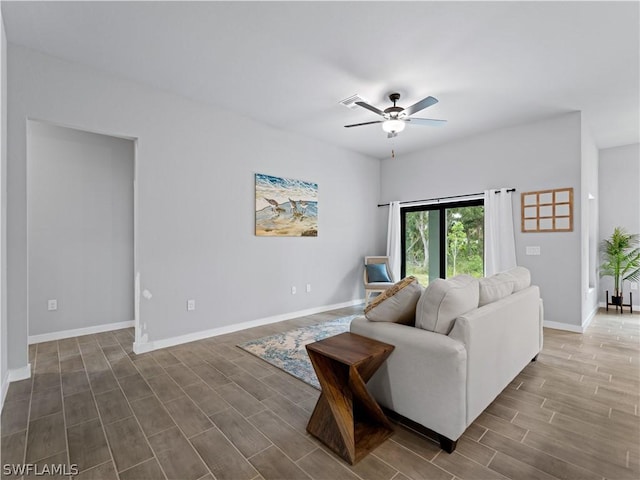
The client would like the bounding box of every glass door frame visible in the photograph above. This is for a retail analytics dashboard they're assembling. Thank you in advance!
[400,199,484,280]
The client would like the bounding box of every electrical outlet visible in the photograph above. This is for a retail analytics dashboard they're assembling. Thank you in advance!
[306,283,311,293]
[187,299,196,311]
[47,299,58,311]
[291,286,297,295]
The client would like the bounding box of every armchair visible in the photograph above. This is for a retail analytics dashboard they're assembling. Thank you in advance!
[364,256,395,305]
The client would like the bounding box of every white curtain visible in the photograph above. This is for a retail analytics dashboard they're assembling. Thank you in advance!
[387,201,401,281]
[484,188,517,276]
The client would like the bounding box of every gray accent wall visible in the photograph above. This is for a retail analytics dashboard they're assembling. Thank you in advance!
[599,143,640,306]
[380,113,585,328]
[1,10,8,386]
[6,45,382,370]
[27,122,135,336]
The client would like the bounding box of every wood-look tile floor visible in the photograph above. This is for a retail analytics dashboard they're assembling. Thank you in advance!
[1,307,638,480]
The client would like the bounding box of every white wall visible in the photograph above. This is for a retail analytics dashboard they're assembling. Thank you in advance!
[599,143,640,306]
[6,45,382,368]
[27,122,134,337]
[1,8,8,402]
[380,113,584,328]
[580,119,599,327]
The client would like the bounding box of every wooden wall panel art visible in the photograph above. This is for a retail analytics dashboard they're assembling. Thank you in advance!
[521,187,573,232]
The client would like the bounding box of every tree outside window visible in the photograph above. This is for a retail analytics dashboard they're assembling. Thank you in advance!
[402,202,484,285]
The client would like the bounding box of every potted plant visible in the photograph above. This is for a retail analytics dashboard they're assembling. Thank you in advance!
[600,227,640,306]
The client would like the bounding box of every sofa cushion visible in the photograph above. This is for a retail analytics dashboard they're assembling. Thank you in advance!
[416,275,479,334]
[479,273,514,306]
[364,276,423,325]
[366,263,392,283]
[503,266,531,292]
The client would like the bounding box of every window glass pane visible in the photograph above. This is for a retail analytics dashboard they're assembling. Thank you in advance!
[445,206,484,279]
[402,201,484,285]
[403,210,438,286]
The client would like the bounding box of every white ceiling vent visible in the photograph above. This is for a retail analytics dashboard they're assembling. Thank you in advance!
[339,94,368,110]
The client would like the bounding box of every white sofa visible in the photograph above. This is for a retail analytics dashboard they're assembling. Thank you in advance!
[350,267,543,452]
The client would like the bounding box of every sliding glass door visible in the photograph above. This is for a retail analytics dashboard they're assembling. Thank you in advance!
[401,200,484,285]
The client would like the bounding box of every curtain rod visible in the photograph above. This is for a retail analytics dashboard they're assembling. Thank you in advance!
[377,188,516,208]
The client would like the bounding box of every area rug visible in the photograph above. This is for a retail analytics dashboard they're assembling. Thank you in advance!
[237,314,358,389]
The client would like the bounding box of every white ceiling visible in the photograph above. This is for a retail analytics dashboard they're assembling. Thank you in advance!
[2,1,639,160]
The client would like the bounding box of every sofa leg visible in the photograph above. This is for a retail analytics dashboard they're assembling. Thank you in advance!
[532,354,539,362]
[438,435,457,453]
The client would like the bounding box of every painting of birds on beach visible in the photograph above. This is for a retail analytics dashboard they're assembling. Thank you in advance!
[255,173,318,237]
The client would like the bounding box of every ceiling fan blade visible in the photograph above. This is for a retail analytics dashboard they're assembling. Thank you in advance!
[406,118,447,126]
[344,120,383,128]
[355,101,386,117]
[403,96,438,116]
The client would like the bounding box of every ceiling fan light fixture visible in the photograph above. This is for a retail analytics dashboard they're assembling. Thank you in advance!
[382,119,405,133]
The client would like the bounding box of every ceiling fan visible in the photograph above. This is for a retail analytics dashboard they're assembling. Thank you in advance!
[344,93,446,138]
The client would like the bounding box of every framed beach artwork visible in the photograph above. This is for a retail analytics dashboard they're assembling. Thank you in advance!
[255,173,318,237]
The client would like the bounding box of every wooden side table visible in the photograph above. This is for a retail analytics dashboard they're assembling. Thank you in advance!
[305,332,395,465]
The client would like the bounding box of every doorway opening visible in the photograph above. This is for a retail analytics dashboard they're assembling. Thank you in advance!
[26,120,138,347]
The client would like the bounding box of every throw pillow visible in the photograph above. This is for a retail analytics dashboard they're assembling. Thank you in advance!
[366,263,392,283]
[415,274,479,334]
[364,276,424,325]
[478,273,514,306]
[503,266,531,292]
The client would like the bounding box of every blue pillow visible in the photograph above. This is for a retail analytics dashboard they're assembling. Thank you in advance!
[366,263,392,283]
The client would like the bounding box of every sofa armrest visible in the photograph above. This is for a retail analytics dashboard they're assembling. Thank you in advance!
[350,316,468,440]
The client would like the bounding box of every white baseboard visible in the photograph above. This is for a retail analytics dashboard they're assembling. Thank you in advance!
[133,299,364,355]
[582,306,597,331]
[9,363,31,381]
[28,320,135,344]
[1,363,32,410]
[544,301,640,334]
[543,320,584,333]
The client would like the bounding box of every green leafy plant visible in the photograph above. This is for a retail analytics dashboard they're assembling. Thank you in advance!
[599,227,640,301]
